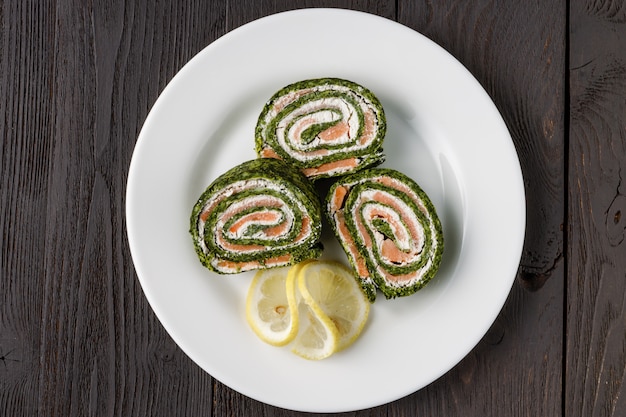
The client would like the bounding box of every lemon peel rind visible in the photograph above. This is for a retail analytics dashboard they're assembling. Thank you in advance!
[299,260,370,353]
[290,301,339,360]
[246,268,297,347]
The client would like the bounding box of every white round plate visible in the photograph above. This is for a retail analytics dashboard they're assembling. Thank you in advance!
[126,8,525,413]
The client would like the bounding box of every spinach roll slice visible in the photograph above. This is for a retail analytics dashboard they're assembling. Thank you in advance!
[190,159,323,274]
[326,168,444,301]
[256,78,386,180]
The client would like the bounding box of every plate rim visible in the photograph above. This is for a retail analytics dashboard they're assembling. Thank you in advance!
[126,7,526,413]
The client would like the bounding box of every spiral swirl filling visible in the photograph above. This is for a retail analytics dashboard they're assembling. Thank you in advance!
[256,79,386,179]
[191,159,322,274]
[327,169,443,300]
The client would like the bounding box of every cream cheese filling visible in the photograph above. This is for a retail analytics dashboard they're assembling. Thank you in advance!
[279,98,358,149]
[196,179,309,255]
[218,196,294,241]
[264,84,381,163]
[361,202,419,254]
[352,181,440,287]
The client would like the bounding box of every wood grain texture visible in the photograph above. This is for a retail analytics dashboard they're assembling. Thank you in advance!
[1,1,56,416]
[226,0,395,29]
[4,0,624,416]
[568,1,626,416]
[1,1,225,416]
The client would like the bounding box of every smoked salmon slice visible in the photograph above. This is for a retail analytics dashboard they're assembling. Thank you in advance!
[255,78,386,180]
[326,168,444,301]
[190,159,323,274]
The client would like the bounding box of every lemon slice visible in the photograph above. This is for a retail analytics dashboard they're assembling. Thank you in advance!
[298,260,370,352]
[246,267,298,346]
[290,296,339,360]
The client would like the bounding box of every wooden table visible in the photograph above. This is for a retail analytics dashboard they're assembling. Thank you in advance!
[2,1,625,416]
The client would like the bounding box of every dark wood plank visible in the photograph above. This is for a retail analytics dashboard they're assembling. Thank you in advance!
[396,1,566,416]
[227,0,394,29]
[1,1,226,416]
[44,1,228,414]
[567,2,626,416]
[0,1,56,416]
